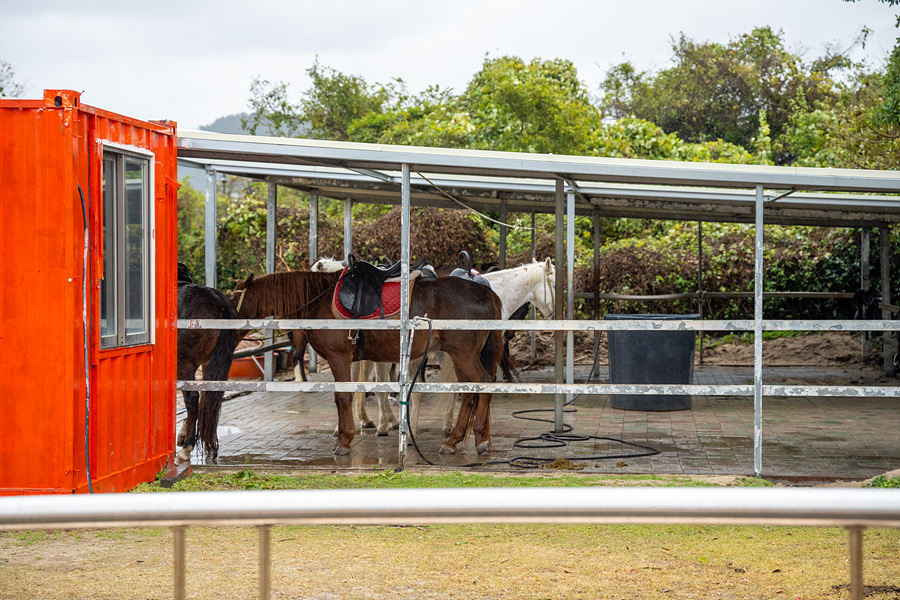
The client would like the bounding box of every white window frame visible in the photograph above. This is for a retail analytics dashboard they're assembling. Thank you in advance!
[100,142,156,349]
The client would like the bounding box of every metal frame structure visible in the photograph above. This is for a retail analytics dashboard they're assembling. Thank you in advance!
[2,487,898,600]
[176,130,900,476]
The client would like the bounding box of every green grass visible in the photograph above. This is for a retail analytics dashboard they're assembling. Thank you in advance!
[130,469,772,493]
[869,474,900,488]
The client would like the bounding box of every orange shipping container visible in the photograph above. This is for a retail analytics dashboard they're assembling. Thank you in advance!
[0,90,177,494]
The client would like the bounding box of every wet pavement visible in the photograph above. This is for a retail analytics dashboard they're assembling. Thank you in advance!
[177,362,900,481]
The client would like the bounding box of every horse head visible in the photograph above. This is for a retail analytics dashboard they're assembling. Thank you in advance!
[531,257,556,319]
[311,257,346,273]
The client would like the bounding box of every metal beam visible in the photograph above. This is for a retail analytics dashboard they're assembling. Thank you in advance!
[177,130,900,193]
[307,194,319,374]
[566,188,575,424]
[4,487,899,529]
[399,164,411,464]
[499,198,507,270]
[264,182,277,381]
[343,198,352,260]
[554,180,565,433]
[881,226,894,376]
[204,168,217,288]
[754,184,764,478]
[862,228,871,362]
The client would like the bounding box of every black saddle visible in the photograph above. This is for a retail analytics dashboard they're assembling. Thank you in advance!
[337,254,432,319]
[449,251,491,288]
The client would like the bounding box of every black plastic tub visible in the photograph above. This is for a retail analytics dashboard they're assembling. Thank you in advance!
[606,313,699,411]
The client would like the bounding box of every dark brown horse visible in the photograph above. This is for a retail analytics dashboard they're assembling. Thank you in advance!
[197,270,510,456]
[176,282,242,462]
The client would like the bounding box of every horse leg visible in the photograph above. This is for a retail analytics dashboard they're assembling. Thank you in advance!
[291,330,307,382]
[440,392,478,454]
[329,357,356,455]
[437,352,459,436]
[439,343,495,454]
[471,392,494,455]
[333,360,375,436]
[354,360,376,430]
[176,390,198,464]
[373,362,399,435]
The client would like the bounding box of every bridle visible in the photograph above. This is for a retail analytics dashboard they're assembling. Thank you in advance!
[542,266,556,315]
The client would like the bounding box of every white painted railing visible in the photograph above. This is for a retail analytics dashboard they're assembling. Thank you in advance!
[2,487,898,600]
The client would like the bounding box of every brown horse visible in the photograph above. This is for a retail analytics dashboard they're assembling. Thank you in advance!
[197,270,510,456]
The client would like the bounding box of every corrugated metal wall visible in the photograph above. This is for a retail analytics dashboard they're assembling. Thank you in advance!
[0,90,177,494]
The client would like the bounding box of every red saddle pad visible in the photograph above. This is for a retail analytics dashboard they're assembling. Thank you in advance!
[332,269,403,320]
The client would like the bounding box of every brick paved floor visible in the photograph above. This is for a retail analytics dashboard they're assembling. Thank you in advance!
[178,363,900,481]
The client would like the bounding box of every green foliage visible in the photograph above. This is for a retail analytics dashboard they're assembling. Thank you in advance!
[869,474,900,488]
[873,39,900,127]
[242,78,305,137]
[130,469,773,492]
[599,27,850,164]
[458,55,600,154]
[588,117,760,163]
[300,59,391,141]
[176,177,207,285]
[584,222,882,321]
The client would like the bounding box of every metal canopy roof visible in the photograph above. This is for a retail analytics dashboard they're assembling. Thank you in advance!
[177,129,900,227]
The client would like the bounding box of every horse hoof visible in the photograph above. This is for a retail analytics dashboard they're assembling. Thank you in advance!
[333,445,351,456]
[438,444,456,455]
[175,447,193,465]
[475,441,491,455]
[376,428,389,437]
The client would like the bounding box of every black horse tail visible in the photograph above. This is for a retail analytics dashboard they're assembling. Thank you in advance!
[196,305,241,460]
[498,337,520,383]
[291,330,309,382]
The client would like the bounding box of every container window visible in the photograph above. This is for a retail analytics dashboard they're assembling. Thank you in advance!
[101,150,151,348]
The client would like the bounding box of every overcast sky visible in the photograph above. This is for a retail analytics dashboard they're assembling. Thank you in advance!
[2,0,898,129]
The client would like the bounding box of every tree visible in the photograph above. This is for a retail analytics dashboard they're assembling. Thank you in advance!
[242,78,306,137]
[0,61,25,98]
[299,60,389,141]
[459,56,600,154]
[827,40,900,169]
[599,27,851,164]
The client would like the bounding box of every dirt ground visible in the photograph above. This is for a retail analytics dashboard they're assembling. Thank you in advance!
[509,329,893,373]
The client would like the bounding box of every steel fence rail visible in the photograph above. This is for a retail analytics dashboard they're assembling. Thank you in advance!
[2,488,898,600]
[176,380,900,398]
[177,318,900,332]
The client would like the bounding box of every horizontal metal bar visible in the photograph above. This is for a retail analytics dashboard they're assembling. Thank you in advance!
[177,380,900,397]
[177,318,900,332]
[3,487,898,530]
[579,291,857,301]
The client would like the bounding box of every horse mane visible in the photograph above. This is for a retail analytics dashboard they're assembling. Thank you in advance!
[234,271,341,318]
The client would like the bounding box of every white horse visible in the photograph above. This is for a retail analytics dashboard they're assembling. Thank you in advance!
[310,257,556,438]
